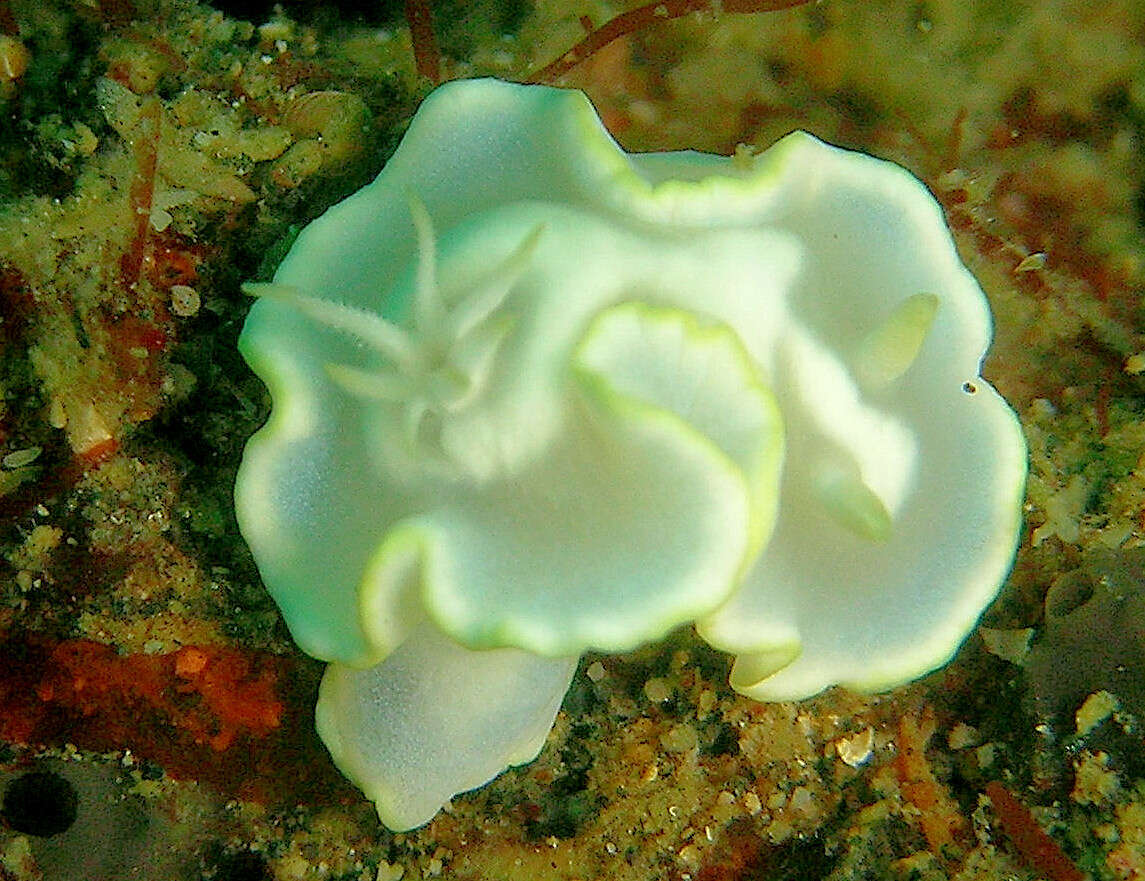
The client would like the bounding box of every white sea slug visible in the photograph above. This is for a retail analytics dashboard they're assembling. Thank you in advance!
[235,78,1027,831]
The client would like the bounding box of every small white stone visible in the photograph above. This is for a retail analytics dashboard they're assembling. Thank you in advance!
[834,726,874,767]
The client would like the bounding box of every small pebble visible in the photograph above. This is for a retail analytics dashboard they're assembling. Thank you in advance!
[170,284,201,317]
[3,446,41,468]
[0,36,31,82]
[643,677,671,703]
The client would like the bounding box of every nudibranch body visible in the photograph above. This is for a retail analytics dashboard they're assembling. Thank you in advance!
[235,78,1026,831]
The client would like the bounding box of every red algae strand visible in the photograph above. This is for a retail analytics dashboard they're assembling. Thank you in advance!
[986,781,1085,881]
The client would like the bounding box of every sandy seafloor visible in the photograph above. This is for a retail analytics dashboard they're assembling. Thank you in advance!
[1,1,1145,879]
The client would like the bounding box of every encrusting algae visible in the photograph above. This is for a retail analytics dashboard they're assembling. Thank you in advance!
[1,1,1145,879]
